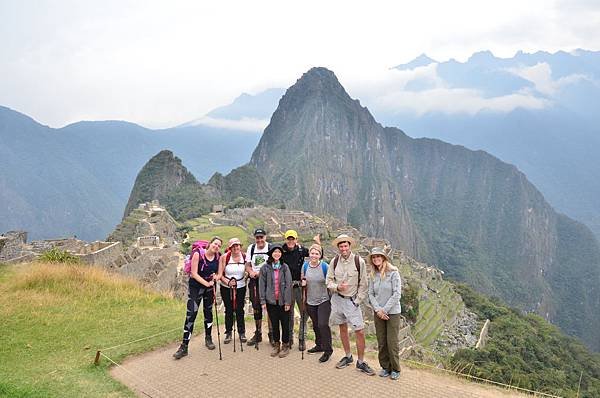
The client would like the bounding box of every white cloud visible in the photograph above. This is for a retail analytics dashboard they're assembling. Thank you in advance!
[344,64,549,116]
[507,62,589,96]
[184,116,269,132]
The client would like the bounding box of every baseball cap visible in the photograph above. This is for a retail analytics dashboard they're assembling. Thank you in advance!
[284,229,298,239]
[254,228,267,236]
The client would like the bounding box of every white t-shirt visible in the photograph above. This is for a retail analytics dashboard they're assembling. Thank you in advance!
[246,242,270,274]
[222,254,246,288]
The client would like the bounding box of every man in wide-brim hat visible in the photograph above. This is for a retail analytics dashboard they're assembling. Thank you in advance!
[325,234,375,376]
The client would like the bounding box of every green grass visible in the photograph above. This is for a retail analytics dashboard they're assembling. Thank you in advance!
[0,262,186,398]
[188,225,251,246]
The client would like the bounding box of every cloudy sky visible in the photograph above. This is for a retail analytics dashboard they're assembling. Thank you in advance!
[1,0,599,128]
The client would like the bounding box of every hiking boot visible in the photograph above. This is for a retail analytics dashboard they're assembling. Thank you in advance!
[356,360,375,376]
[378,369,391,378]
[172,344,188,360]
[318,351,332,363]
[239,333,247,343]
[335,354,353,369]
[270,342,281,357]
[390,370,401,380]
[224,333,232,344]
[298,339,305,352]
[307,346,323,355]
[205,336,215,350]
[279,343,290,358]
[247,332,262,346]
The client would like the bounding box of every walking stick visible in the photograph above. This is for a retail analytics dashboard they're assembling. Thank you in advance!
[301,278,307,360]
[212,282,222,360]
[230,278,237,353]
[253,281,259,351]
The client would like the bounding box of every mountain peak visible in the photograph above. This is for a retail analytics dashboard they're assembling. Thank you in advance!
[395,53,437,70]
[288,67,347,97]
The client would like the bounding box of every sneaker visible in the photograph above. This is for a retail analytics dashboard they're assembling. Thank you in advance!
[307,346,323,355]
[224,333,232,344]
[239,333,247,343]
[172,344,188,360]
[390,370,401,380]
[356,360,376,376]
[205,336,215,350]
[378,369,391,378]
[335,355,354,369]
[318,352,332,363]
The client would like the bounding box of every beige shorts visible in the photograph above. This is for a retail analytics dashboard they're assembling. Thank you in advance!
[329,293,365,331]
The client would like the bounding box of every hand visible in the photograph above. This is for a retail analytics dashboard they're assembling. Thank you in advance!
[301,279,307,287]
[262,304,267,311]
[206,280,215,287]
[338,282,349,292]
[284,305,291,311]
[313,234,321,245]
[376,310,389,320]
[252,271,259,279]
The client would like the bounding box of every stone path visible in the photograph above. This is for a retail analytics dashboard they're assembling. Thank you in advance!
[111,334,527,398]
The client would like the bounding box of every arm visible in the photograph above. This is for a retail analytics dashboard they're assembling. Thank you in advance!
[245,246,255,277]
[216,255,227,285]
[326,258,338,291]
[259,266,267,306]
[355,258,368,305]
[190,252,213,287]
[284,264,293,307]
[382,271,402,314]
[368,276,383,312]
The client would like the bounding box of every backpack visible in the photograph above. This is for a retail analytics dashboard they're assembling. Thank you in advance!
[302,261,328,278]
[183,240,220,275]
[331,254,361,282]
[225,250,247,265]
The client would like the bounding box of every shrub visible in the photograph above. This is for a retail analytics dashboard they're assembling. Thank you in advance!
[38,248,80,264]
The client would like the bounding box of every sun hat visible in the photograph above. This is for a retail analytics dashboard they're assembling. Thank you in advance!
[284,230,298,239]
[331,233,356,248]
[227,237,242,249]
[308,243,323,256]
[367,247,390,265]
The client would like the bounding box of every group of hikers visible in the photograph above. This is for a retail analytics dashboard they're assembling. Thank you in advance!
[173,229,403,380]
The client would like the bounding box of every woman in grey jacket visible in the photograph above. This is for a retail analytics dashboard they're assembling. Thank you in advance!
[259,244,292,358]
[368,247,402,380]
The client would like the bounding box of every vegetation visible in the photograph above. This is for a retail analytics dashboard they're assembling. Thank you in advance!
[0,262,184,397]
[452,284,600,398]
[38,248,80,263]
[400,281,419,323]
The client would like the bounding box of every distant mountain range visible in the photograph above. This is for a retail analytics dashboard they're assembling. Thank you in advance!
[0,106,260,240]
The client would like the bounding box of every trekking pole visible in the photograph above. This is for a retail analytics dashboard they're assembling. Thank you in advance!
[301,278,307,361]
[239,280,244,353]
[230,278,237,353]
[253,281,260,351]
[212,282,222,360]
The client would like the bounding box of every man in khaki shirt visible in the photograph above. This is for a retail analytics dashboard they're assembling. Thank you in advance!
[326,234,375,375]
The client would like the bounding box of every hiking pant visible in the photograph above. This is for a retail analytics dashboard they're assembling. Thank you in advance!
[248,278,263,320]
[267,303,290,344]
[306,300,333,353]
[182,280,214,344]
[289,284,307,343]
[221,285,246,334]
[374,313,402,372]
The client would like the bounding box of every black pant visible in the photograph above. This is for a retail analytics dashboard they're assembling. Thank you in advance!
[182,280,214,344]
[306,300,332,353]
[248,278,263,320]
[221,285,246,334]
[266,303,290,344]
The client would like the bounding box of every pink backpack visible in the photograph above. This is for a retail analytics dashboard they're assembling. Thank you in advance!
[184,240,220,275]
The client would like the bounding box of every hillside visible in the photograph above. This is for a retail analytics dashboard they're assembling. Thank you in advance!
[209,67,600,351]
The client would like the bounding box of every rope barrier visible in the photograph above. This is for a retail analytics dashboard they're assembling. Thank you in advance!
[403,359,562,397]
[99,352,163,398]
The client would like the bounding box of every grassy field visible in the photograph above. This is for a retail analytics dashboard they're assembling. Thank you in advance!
[0,262,186,398]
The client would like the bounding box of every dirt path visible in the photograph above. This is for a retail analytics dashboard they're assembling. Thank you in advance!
[111,333,527,398]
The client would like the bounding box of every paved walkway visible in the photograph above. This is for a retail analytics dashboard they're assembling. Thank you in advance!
[111,334,527,398]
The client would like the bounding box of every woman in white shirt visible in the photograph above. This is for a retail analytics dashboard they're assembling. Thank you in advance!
[218,238,248,344]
